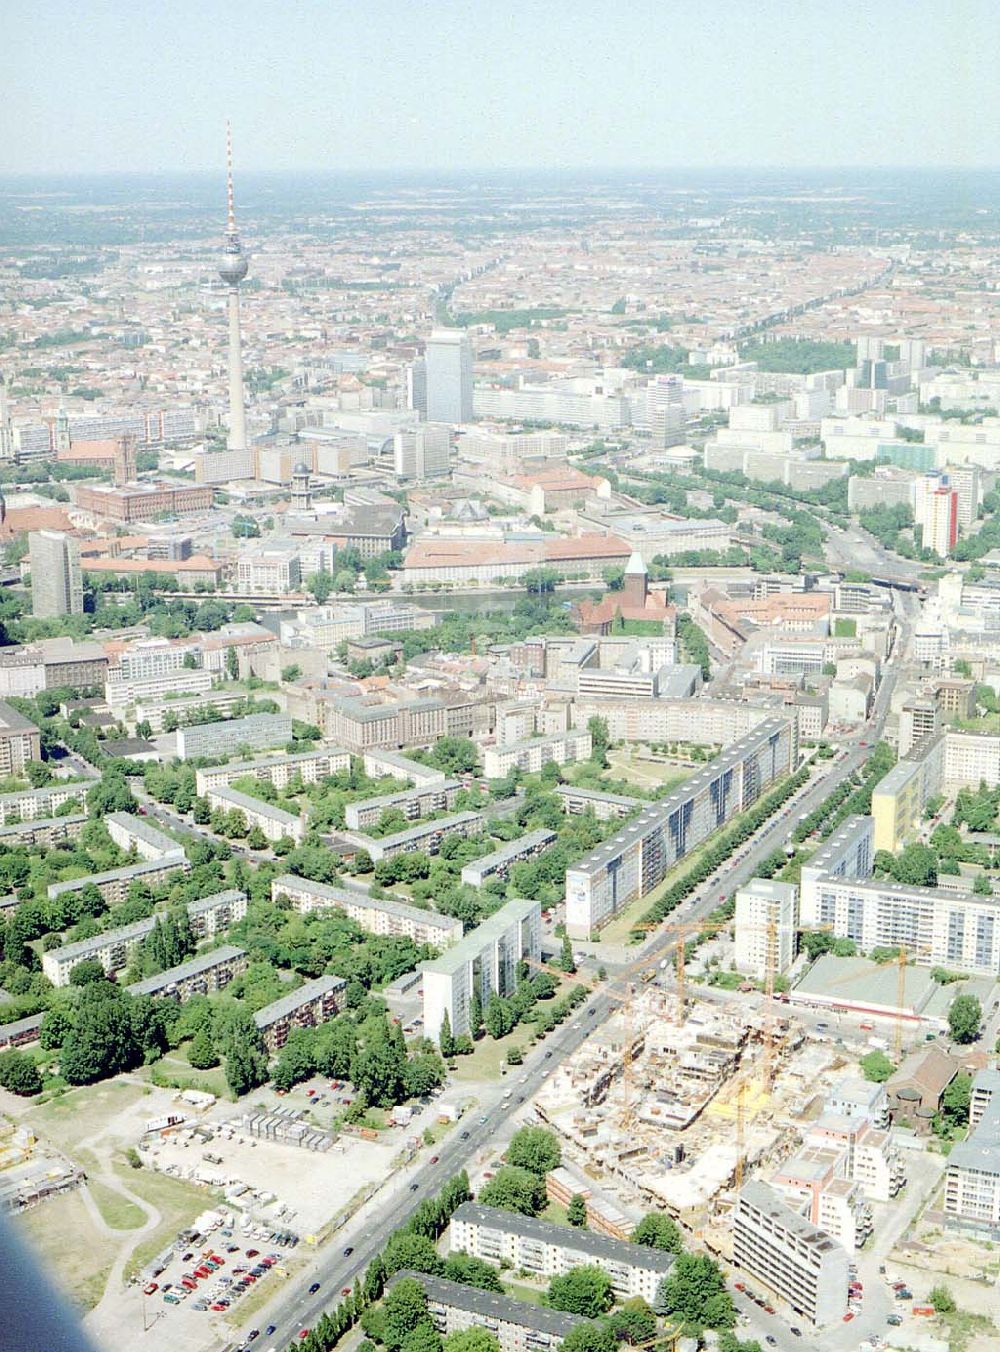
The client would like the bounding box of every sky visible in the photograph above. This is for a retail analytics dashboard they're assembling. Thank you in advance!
[3,0,999,175]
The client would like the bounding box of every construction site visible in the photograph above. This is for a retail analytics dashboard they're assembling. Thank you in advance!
[533,916,910,1260]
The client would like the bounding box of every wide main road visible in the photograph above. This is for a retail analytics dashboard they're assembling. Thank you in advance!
[248,644,905,1349]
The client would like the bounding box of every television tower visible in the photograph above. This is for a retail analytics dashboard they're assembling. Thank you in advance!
[218,123,249,452]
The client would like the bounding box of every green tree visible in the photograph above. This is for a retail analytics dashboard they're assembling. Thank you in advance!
[506,1125,561,1176]
[308,567,335,603]
[656,1253,731,1329]
[484,994,515,1040]
[222,1007,268,1097]
[559,934,577,974]
[353,1019,408,1107]
[39,1004,74,1050]
[567,1193,587,1227]
[545,1266,614,1318]
[61,983,141,1085]
[86,770,137,816]
[559,1324,618,1352]
[187,1026,219,1070]
[929,1285,956,1314]
[631,1212,683,1253]
[382,1277,432,1351]
[443,1330,500,1352]
[587,715,610,769]
[441,1253,504,1292]
[477,1165,546,1216]
[948,993,982,1044]
[606,1298,657,1344]
[436,1009,454,1057]
[891,842,938,888]
[382,1232,445,1278]
[940,1072,972,1127]
[69,958,107,987]
[973,874,994,896]
[860,1050,893,1083]
[0,1049,42,1096]
[469,989,483,1040]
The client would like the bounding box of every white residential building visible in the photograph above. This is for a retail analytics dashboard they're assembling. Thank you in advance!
[734,1181,849,1326]
[482,729,592,779]
[423,897,541,1042]
[448,1203,674,1302]
[270,875,462,948]
[734,879,798,981]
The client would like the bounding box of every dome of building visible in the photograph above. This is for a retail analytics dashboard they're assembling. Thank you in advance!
[293,462,309,475]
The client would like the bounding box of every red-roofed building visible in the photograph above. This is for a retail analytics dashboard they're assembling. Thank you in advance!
[402,533,630,585]
[574,551,676,635]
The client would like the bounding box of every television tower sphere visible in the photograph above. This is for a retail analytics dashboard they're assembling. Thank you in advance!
[219,242,248,287]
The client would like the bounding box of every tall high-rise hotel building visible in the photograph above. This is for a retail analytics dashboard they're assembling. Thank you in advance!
[29,530,83,618]
[425,329,474,424]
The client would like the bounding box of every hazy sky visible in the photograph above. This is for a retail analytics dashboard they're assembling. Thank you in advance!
[3,0,998,175]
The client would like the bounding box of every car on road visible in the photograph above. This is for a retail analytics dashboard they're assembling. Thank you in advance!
[479,1115,488,1124]
[545,1051,552,1059]
[309,1282,321,1293]
[460,1130,470,1140]
[299,1331,311,1341]
[429,1156,439,1164]
[886,1315,902,1326]
[790,1328,801,1337]
[343,1246,354,1256]
[843,1312,854,1322]
[247,1332,260,1343]
[410,1182,419,1191]
[766,1339,777,1346]
[266,1327,277,1337]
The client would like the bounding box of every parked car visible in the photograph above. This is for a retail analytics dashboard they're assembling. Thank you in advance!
[309,1282,321,1294]
[143,1283,158,1296]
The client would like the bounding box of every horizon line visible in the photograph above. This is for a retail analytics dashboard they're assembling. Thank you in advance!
[2,163,1000,179]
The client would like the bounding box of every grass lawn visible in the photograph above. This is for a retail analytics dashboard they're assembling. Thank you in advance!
[28,1081,149,1155]
[502,1280,545,1305]
[540,1199,569,1226]
[605,747,692,793]
[16,1187,118,1312]
[449,1023,537,1083]
[419,1119,453,1147]
[87,1179,146,1230]
[142,1053,231,1100]
[116,1165,221,1281]
[934,1310,996,1351]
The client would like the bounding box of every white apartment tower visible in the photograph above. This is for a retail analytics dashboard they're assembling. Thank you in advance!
[426,328,474,424]
[734,879,799,981]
